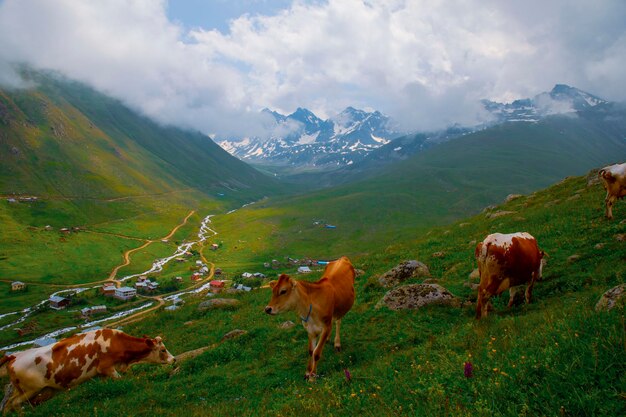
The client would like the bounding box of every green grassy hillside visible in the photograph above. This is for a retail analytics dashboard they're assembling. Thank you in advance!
[0,71,282,201]
[0,72,286,292]
[6,169,624,416]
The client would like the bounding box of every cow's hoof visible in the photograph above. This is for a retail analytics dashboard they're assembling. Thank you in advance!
[334,346,342,352]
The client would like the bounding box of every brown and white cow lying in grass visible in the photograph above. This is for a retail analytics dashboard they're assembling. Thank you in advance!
[0,329,175,413]
[599,162,626,220]
[475,232,544,319]
[265,256,355,380]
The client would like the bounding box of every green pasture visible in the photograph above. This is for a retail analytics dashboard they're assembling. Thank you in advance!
[4,170,624,416]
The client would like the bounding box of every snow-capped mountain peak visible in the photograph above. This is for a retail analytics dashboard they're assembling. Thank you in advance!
[217,106,401,167]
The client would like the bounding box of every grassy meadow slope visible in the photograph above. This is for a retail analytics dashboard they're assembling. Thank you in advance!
[208,110,626,263]
[0,72,283,292]
[11,169,624,417]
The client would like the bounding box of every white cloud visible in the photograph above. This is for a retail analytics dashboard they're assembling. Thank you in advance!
[0,0,625,135]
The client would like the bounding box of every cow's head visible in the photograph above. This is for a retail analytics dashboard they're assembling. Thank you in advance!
[264,274,298,315]
[144,336,176,365]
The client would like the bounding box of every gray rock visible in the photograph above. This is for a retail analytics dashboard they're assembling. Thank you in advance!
[486,210,516,219]
[463,281,479,291]
[198,298,240,311]
[504,194,523,203]
[468,268,480,280]
[222,329,247,341]
[378,260,430,288]
[376,284,459,311]
[568,254,581,263]
[595,284,626,312]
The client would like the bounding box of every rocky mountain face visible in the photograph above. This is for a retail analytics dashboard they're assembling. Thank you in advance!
[217,106,402,167]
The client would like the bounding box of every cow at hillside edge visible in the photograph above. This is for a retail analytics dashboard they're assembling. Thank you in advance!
[475,232,544,319]
[265,256,355,380]
[0,329,175,413]
[599,162,626,220]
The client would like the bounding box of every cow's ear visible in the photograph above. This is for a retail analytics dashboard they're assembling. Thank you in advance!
[146,338,155,348]
[154,336,163,344]
[268,280,277,289]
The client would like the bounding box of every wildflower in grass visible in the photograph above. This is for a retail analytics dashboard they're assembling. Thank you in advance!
[344,368,352,383]
[464,361,473,378]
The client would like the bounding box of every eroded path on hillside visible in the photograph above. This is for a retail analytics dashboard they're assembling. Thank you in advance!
[0,209,225,351]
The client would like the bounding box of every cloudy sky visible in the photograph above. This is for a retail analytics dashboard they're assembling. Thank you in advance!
[0,0,625,137]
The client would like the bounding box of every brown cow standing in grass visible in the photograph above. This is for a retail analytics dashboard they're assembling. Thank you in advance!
[0,329,175,413]
[265,256,355,380]
[599,162,626,220]
[475,232,544,319]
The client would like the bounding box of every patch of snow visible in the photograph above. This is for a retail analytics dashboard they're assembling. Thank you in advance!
[370,133,390,144]
[298,131,319,145]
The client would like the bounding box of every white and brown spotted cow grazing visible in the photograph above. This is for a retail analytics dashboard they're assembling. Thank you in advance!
[265,256,355,381]
[475,232,544,319]
[0,329,175,412]
[599,162,626,220]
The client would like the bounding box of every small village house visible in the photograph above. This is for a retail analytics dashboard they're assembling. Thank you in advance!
[210,243,219,250]
[114,286,137,301]
[297,266,312,274]
[242,272,253,278]
[214,268,222,275]
[101,284,116,296]
[235,284,252,292]
[81,305,107,316]
[49,296,70,310]
[210,280,225,293]
[11,281,26,291]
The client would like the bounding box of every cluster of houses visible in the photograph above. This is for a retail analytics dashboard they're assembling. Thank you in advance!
[100,284,137,300]
[241,272,266,279]
[134,276,159,292]
[6,196,38,203]
[191,261,210,281]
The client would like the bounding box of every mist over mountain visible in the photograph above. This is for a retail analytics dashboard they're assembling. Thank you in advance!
[215,84,613,170]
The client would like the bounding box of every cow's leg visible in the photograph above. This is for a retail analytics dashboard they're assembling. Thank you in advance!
[306,325,331,381]
[605,193,615,219]
[333,319,342,352]
[97,364,121,379]
[307,333,316,357]
[1,383,13,413]
[507,286,524,308]
[525,271,539,304]
[4,387,38,415]
[476,289,490,319]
